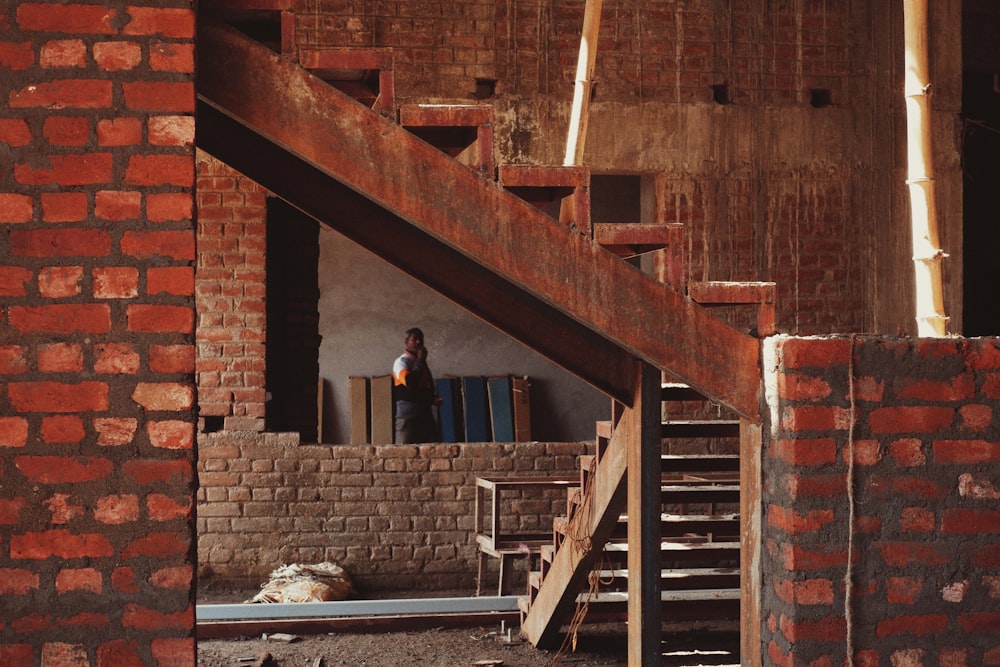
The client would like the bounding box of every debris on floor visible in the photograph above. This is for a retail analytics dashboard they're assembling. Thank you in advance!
[246,562,354,603]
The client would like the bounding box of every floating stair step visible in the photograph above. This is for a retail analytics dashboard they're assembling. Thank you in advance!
[592,222,683,257]
[688,280,777,336]
[496,165,590,232]
[660,483,740,504]
[660,454,739,475]
[497,164,589,188]
[553,513,740,540]
[661,382,708,402]
[600,540,740,565]
[398,104,494,175]
[590,567,740,591]
[298,47,394,114]
[662,419,740,438]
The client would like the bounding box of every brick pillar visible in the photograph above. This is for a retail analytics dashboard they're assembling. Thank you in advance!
[761,336,1000,666]
[1,2,197,664]
[195,151,267,432]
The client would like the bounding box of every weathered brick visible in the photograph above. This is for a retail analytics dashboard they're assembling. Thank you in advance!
[93,266,139,299]
[8,381,109,412]
[40,415,85,444]
[95,190,141,221]
[10,81,113,110]
[0,118,33,146]
[40,39,87,69]
[111,566,139,593]
[96,640,143,666]
[0,40,34,69]
[94,344,140,375]
[877,542,950,567]
[769,438,837,466]
[147,494,191,521]
[958,473,1000,500]
[123,458,192,484]
[868,406,954,434]
[94,494,139,524]
[147,420,194,449]
[780,543,851,572]
[125,153,194,186]
[12,228,111,257]
[781,405,853,432]
[122,81,195,113]
[132,382,194,411]
[94,417,138,446]
[149,344,195,373]
[92,41,141,71]
[38,342,83,372]
[16,455,113,483]
[148,116,194,148]
[150,638,195,667]
[121,532,189,559]
[886,576,923,604]
[0,193,34,222]
[16,3,118,34]
[40,643,87,667]
[900,507,935,533]
[777,373,831,401]
[55,568,102,594]
[868,476,948,500]
[40,192,88,222]
[933,440,1000,464]
[123,7,195,38]
[767,505,835,535]
[127,304,194,334]
[779,614,846,642]
[148,266,194,296]
[0,568,40,595]
[778,337,851,369]
[888,438,925,467]
[96,116,142,146]
[876,614,948,639]
[121,230,195,260]
[9,304,111,334]
[0,497,29,524]
[0,265,34,296]
[0,346,30,375]
[150,41,194,73]
[959,404,992,432]
[10,529,113,559]
[941,509,1000,535]
[38,266,84,298]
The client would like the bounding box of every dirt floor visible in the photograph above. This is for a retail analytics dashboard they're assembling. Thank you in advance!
[196,586,740,666]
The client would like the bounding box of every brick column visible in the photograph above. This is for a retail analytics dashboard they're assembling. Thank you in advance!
[1,2,197,664]
[195,152,267,432]
[762,336,1000,666]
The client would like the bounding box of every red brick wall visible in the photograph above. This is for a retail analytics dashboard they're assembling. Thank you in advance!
[762,336,1000,666]
[194,152,267,431]
[0,1,196,663]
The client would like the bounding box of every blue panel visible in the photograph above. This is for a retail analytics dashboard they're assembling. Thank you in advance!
[487,376,514,442]
[462,376,490,442]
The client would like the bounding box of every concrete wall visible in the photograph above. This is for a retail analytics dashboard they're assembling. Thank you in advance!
[761,336,1000,665]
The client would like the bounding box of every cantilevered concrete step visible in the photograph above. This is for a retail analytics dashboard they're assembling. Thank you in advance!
[496,164,591,234]
[600,540,741,565]
[688,280,777,336]
[592,566,739,591]
[298,47,395,116]
[580,453,740,476]
[592,222,683,258]
[398,103,494,176]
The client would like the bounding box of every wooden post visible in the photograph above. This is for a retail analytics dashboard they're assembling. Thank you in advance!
[563,0,603,166]
[903,0,949,336]
[627,361,661,666]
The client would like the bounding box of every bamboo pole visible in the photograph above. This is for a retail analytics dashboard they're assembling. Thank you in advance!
[903,0,949,336]
[563,0,603,166]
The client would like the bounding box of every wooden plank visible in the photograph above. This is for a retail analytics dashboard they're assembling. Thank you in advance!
[511,376,531,441]
[370,374,393,444]
[740,418,763,667]
[487,376,514,442]
[348,376,369,444]
[462,376,490,442]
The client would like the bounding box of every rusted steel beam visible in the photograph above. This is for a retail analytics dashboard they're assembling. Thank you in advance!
[298,47,394,71]
[197,20,762,419]
[200,0,293,10]
[197,100,636,403]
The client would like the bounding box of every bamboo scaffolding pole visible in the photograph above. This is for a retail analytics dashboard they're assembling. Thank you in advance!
[563,0,603,166]
[903,0,949,336]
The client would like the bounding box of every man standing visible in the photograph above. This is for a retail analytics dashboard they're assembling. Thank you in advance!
[392,327,440,443]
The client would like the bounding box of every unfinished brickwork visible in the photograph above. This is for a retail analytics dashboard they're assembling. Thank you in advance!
[194,152,267,431]
[762,336,1000,665]
[197,435,588,592]
[0,1,197,664]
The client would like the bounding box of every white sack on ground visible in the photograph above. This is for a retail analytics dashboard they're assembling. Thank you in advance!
[246,562,354,603]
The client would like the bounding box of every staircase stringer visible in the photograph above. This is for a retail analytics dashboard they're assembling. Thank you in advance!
[196,19,763,420]
[519,392,639,648]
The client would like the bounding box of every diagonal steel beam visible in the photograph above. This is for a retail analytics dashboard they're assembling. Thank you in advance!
[197,99,638,403]
[196,20,761,418]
